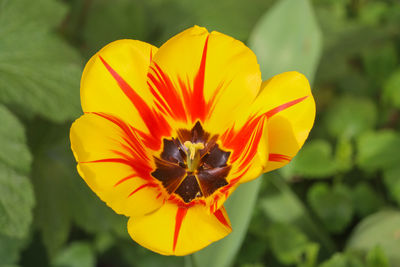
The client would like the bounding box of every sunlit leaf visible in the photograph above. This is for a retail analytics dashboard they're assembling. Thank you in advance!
[383,68,400,109]
[356,130,400,172]
[248,0,322,81]
[319,253,363,267]
[366,245,390,267]
[346,210,400,266]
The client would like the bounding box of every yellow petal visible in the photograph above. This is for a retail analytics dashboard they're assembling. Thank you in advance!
[127,203,231,255]
[148,26,262,132]
[81,39,162,134]
[70,113,163,217]
[251,71,316,172]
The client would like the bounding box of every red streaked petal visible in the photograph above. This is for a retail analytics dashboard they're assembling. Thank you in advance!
[99,56,171,150]
[213,207,231,229]
[269,153,292,163]
[265,95,309,118]
[173,207,188,252]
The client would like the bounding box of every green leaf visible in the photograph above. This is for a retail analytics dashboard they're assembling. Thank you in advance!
[83,0,149,56]
[0,234,27,266]
[334,137,353,173]
[362,43,397,86]
[0,106,32,174]
[324,96,377,139]
[266,223,319,266]
[0,0,82,122]
[346,210,400,266]
[307,183,353,233]
[383,167,400,206]
[366,245,390,267]
[319,253,363,267]
[356,130,400,172]
[261,175,335,254]
[352,182,383,218]
[0,105,34,239]
[51,242,95,267]
[0,105,33,264]
[248,0,322,81]
[282,140,337,179]
[383,68,400,109]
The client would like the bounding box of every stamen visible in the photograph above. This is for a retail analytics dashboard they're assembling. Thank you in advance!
[184,141,204,171]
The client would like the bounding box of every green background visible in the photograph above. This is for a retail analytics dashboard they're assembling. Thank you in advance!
[0,0,399,266]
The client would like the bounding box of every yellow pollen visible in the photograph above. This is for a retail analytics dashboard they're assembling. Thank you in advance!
[184,141,204,160]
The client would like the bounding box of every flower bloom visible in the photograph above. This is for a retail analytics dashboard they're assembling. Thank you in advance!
[70,26,315,255]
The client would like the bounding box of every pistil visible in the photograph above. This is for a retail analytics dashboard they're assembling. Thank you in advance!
[184,141,204,172]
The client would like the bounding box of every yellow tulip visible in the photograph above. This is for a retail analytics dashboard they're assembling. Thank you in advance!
[70,25,315,256]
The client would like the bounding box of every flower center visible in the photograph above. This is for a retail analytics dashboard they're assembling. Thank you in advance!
[183,141,204,172]
[151,121,231,203]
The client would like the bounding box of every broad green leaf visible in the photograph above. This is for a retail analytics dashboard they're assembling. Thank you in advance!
[0,0,82,122]
[248,0,322,81]
[146,0,274,45]
[261,175,335,253]
[0,163,34,239]
[319,253,363,267]
[366,246,390,267]
[346,210,400,266]
[383,167,400,206]
[362,42,397,86]
[0,234,26,266]
[51,242,95,267]
[356,130,400,172]
[282,140,337,179]
[383,68,400,109]
[266,223,319,266]
[83,0,149,56]
[0,105,34,239]
[324,96,377,139]
[0,106,31,174]
[352,183,383,218]
[193,0,322,266]
[307,183,353,233]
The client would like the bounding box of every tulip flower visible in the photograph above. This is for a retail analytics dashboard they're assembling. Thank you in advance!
[70,26,315,255]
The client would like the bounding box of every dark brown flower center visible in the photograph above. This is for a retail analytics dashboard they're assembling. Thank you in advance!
[151,121,231,203]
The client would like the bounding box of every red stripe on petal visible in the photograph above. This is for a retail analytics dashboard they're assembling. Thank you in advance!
[173,207,188,252]
[81,158,132,165]
[128,183,158,197]
[213,209,231,229]
[265,96,309,118]
[191,35,209,122]
[99,56,171,149]
[269,153,292,163]
[114,174,137,187]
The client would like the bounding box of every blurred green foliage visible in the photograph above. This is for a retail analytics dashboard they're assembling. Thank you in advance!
[0,0,400,266]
